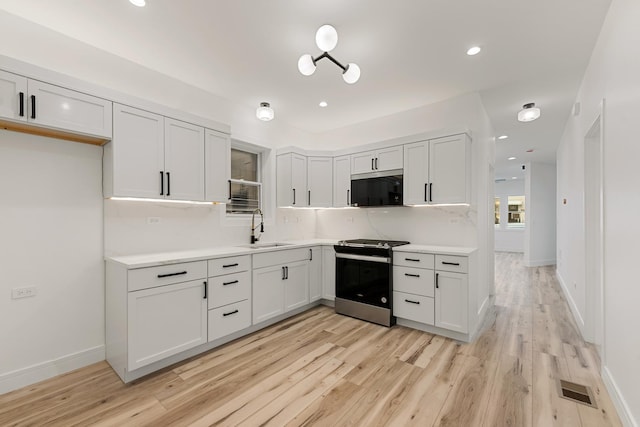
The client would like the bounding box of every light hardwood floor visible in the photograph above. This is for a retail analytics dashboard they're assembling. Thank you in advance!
[0,253,622,426]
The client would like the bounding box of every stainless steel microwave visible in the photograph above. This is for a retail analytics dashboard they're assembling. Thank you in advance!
[350,169,403,207]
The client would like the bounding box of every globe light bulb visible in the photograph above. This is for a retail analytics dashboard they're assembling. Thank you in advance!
[297,54,316,76]
[342,63,361,84]
[315,25,338,52]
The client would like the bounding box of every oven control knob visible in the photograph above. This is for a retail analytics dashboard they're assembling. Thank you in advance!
[381,297,388,304]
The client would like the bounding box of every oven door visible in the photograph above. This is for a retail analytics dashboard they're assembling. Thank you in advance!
[335,253,391,309]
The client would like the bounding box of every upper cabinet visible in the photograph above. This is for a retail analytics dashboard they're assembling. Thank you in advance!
[204,129,231,203]
[277,153,308,207]
[333,155,351,207]
[0,70,112,143]
[307,156,333,208]
[404,134,470,205]
[104,104,205,201]
[351,145,403,174]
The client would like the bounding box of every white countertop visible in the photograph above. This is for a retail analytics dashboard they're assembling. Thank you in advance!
[105,239,338,269]
[394,244,477,255]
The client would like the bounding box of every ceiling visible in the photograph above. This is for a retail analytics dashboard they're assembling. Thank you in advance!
[0,0,611,180]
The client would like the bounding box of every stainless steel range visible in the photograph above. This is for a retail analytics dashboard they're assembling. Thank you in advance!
[334,239,410,327]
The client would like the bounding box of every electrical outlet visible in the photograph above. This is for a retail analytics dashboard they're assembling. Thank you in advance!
[147,217,161,224]
[12,287,37,299]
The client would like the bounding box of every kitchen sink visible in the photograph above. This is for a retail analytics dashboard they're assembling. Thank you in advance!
[238,242,293,249]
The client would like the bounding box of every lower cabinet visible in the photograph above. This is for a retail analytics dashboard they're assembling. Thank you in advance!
[284,261,310,311]
[322,246,336,301]
[434,270,468,333]
[208,300,251,342]
[309,247,322,302]
[253,264,287,323]
[127,278,207,371]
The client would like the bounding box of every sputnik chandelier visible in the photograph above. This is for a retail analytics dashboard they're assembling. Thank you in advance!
[297,24,361,84]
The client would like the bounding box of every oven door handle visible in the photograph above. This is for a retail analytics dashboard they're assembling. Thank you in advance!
[335,253,390,264]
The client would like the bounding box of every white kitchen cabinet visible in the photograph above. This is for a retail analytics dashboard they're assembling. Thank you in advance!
[393,255,435,326]
[105,104,206,201]
[284,260,310,311]
[307,156,333,207]
[127,279,207,371]
[322,246,336,301]
[434,270,468,334]
[404,134,470,205]
[351,146,403,174]
[333,155,351,207]
[252,264,286,324]
[0,70,112,140]
[309,247,322,302]
[204,129,231,202]
[277,153,308,207]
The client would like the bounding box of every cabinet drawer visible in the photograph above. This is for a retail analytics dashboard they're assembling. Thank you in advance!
[128,261,207,292]
[252,248,310,269]
[394,252,435,269]
[435,255,468,273]
[208,300,251,342]
[208,255,250,277]
[208,271,251,309]
[393,291,434,325]
[393,266,434,297]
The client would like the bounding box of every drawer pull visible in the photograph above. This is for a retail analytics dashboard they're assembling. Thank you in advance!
[441,261,460,266]
[404,273,420,278]
[157,271,187,278]
[223,280,239,286]
[405,299,420,305]
[223,263,239,268]
[223,309,239,317]
[405,258,420,262]
[436,273,439,289]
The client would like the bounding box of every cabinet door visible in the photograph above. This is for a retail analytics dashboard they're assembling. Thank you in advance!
[403,141,430,205]
[111,104,165,198]
[164,118,205,201]
[434,271,468,333]
[429,134,470,204]
[284,260,310,311]
[333,155,351,207]
[252,265,285,324]
[205,129,231,202]
[27,79,112,138]
[307,156,333,207]
[308,247,322,302]
[0,70,27,121]
[291,153,308,207]
[322,246,336,301]
[127,279,207,370]
[351,151,375,174]
[376,145,403,171]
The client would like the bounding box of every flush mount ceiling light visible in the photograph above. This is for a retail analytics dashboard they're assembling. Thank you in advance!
[319,101,328,108]
[466,46,481,56]
[256,102,274,121]
[298,24,361,84]
[129,0,146,7]
[518,102,541,122]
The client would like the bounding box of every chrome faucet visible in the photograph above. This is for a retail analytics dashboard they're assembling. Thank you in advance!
[250,208,264,244]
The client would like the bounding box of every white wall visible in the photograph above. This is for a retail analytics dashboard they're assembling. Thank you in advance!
[0,131,104,393]
[524,162,556,266]
[556,0,640,424]
[494,179,525,252]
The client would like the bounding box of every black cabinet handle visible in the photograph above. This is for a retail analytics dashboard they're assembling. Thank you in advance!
[347,189,350,205]
[282,266,286,280]
[222,280,239,286]
[228,180,232,200]
[19,92,24,117]
[436,273,439,289]
[375,158,379,170]
[405,299,420,305]
[292,188,296,205]
[203,281,207,299]
[309,248,313,261]
[30,95,36,119]
[405,258,420,262]
[308,190,311,206]
[166,172,170,196]
[223,309,239,317]
[222,263,239,268]
[442,261,460,266]
[371,158,375,170]
[285,266,289,279]
[157,271,187,278]
[405,273,420,278]
[429,183,433,202]
[160,171,164,195]
[424,183,428,202]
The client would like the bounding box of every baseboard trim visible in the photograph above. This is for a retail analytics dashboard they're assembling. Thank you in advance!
[602,365,638,427]
[555,270,586,339]
[0,345,105,396]
[524,258,556,267]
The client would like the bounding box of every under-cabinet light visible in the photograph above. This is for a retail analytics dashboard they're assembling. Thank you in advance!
[109,197,214,205]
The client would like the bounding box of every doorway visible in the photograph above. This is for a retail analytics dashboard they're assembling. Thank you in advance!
[584,102,604,363]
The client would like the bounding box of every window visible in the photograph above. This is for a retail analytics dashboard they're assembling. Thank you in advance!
[227,148,262,214]
[507,195,525,228]
[494,197,501,227]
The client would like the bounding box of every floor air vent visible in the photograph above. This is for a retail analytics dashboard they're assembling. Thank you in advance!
[557,379,597,408]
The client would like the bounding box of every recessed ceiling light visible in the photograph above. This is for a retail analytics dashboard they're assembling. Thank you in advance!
[497,135,509,140]
[508,157,516,160]
[466,46,481,56]
[129,0,145,6]
[319,101,328,108]
[512,177,518,180]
